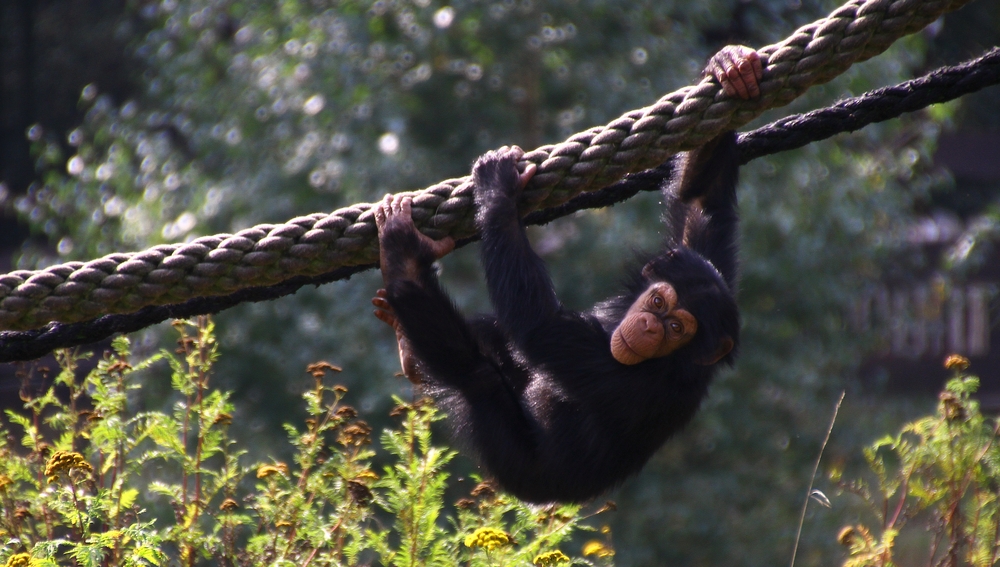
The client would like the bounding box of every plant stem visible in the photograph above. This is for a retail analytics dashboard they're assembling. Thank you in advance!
[789,390,844,567]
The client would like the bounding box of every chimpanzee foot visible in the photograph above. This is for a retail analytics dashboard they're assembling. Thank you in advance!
[374,193,455,285]
[371,288,423,383]
[371,288,399,330]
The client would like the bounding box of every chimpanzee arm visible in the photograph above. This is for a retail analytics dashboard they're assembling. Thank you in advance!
[670,131,740,291]
[373,194,489,386]
[668,44,761,290]
[473,147,558,342]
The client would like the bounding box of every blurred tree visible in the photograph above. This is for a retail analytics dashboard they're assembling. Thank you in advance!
[5,0,995,565]
[0,0,135,257]
[918,0,1000,260]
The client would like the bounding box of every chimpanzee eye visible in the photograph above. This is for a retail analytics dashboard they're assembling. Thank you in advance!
[652,296,664,309]
[669,320,683,334]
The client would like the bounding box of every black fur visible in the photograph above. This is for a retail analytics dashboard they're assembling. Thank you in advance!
[384,132,742,503]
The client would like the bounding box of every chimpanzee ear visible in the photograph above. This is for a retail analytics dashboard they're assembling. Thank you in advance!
[694,336,733,366]
[641,262,656,280]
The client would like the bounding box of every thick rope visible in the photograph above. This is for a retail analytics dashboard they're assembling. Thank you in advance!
[737,46,1000,162]
[2,46,998,362]
[0,0,975,333]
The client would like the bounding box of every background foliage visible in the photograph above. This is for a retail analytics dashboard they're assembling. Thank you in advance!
[0,321,608,566]
[2,0,999,565]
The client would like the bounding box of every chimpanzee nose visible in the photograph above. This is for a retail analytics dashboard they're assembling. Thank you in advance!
[639,313,660,335]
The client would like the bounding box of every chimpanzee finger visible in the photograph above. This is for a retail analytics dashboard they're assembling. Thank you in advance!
[391,195,412,217]
[373,290,394,313]
[739,68,760,98]
[709,58,738,98]
[519,163,537,190]
[373,308,396,326]
[747,51,764,81]
[725,63,752,100]
[737,55,762,98]
[374,194,391,231]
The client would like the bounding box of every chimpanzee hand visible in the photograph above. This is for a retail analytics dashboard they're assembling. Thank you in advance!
[706,45,763,100]
[472,146,537,207]
[373,193,454,286]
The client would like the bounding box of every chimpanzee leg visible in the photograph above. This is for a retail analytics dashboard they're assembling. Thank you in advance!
[378,282,547,482]
[472,147,559,343]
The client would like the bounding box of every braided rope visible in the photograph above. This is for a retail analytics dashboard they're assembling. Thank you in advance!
[2,46,998,361]
[0,0,973,332]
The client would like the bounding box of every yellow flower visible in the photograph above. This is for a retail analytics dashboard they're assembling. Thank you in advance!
[44,451,93,483]
[464,527,511,551]
[944,354,970,371]
[256,463,289,479]
[837,526,858,546]
[582,540,614,558]
[533,550,570,566]
[837,524,876,553]
[338,421,372,447]
[5,553,33,567]
[305,361,342,378]
[355,470,379,481]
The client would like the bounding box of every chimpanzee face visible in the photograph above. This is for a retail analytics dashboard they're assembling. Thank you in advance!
[609,281,698,365]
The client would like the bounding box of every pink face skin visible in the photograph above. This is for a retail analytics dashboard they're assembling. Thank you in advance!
[610,281,698,365]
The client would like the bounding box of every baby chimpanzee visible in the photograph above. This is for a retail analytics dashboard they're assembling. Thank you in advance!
[372,45,762,503]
